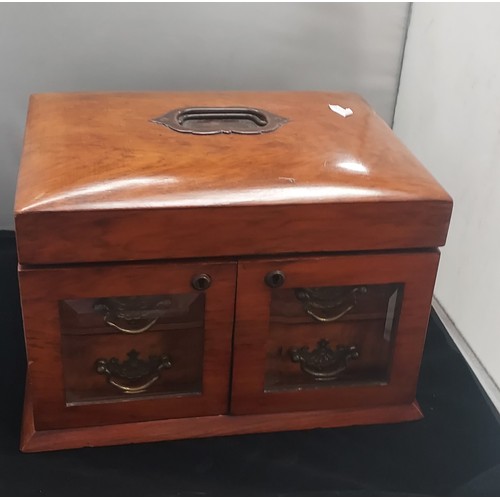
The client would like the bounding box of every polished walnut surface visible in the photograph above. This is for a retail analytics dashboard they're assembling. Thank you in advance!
[16,91,449,212]
[14,92,452,264]
[15,93,450,451]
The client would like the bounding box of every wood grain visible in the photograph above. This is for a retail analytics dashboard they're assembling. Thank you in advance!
[14,91,452,264]
[15,201,452,265]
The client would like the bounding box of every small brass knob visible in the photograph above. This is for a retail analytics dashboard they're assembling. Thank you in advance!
[265,270,286,288]
[191,273,212,291]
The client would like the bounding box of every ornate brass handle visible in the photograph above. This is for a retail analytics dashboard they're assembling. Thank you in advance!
[95,349,172,394]
[288,339,359,380]
[295,286,368,323]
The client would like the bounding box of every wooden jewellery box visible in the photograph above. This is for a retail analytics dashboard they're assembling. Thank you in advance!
[15,92,452,452]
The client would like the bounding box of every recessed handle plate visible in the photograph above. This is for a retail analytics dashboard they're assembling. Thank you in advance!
[152,106,288,135]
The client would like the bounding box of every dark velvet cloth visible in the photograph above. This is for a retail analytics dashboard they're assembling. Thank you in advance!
[1,230,499,496]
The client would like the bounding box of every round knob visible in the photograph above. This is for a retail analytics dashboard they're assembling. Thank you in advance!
[191,273,212,291]
[265,270,286,288]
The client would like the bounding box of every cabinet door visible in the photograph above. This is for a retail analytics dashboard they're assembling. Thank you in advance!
[231,252,439,415]
[19,261,236,430]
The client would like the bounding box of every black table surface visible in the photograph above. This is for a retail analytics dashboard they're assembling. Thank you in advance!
[1,231,499,496]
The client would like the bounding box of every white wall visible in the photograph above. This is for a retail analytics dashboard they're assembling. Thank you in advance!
[0,3,410,229]
[394,4,500,392]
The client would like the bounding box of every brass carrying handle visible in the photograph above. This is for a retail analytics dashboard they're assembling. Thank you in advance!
[288,339,359,380]
[95,349,172,394]
[103,314,159,334]
[151,106,288,135]
[178,108,269,126]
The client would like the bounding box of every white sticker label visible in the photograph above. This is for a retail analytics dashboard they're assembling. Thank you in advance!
[329,104,353,118]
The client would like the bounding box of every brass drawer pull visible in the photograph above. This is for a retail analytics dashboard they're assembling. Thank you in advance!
[95,349,172,394]
[103,316,159,334]
[305,304,354,323]
[93,296,172,335]
[288,339,359,380]
[296,286,368,323]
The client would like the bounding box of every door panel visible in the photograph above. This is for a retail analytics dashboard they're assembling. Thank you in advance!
[230,252,439,415]
[19,261,236,430]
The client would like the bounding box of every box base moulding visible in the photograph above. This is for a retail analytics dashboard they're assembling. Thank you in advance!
[21,382,423,452]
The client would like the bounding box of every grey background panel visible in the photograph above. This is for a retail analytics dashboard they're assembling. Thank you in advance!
[393,3,500,403]
[0,3,409,229]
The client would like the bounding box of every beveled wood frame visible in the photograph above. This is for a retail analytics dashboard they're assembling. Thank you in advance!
[19,260,237,430]
[230,251,440,415]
